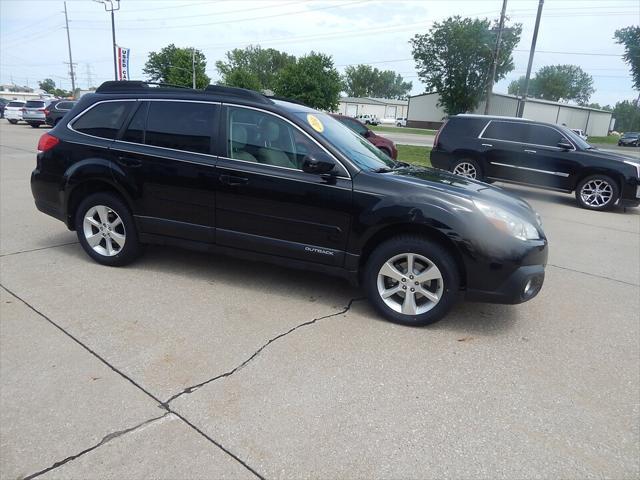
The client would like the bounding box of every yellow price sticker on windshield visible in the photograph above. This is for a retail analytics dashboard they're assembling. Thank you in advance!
[307,114,324,133]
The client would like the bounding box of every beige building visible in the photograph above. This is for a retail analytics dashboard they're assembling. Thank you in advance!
[336,97,408,119]
[407,92,613,136]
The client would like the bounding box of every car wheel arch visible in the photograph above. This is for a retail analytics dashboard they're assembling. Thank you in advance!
[572,168,624,193]
[357,223,467,289]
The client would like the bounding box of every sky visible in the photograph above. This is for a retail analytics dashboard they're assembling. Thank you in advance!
[1,0,638,106]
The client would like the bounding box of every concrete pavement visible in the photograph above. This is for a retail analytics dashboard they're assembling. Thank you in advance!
[1,121,638,479]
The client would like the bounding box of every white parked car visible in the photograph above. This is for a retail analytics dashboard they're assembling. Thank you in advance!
[571,128,588,141]
[4,100,25,124]
[396,117,407,127]
[356,114,379,125]
[378,117,397,125]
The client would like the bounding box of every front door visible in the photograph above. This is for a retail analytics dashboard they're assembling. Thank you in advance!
[214,105,353,267]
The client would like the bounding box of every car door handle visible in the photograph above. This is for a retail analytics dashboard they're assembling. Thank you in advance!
[117,156,142,167]
[524,149,537,154]
[219,174,248,186]
[481,143,493,147]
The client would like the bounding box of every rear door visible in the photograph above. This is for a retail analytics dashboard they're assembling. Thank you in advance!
[215,105,353,267]
[110,99,219,243]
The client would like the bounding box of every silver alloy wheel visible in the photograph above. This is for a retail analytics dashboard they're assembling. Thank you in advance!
[82,205,126,257]
[580,179,613,207]
[376,252,444,315]
[452,162,477,179]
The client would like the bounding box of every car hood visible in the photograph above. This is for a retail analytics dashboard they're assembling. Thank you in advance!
[583,147,640,162]
[383,166,540,222]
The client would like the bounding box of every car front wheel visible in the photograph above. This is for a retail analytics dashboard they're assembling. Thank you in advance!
[364,236,460,326]
[450,158,482,180]
[75,192,142,266]
[575,174,619,211]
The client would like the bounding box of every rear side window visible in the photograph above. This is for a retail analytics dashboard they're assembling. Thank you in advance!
[25,101,45,108]
[72,101,132,139]
[56,101,75,110]
[145,101,216,154]
[442,117,487,139]
[7,101,24,107]
[122,102,147,144]
[483,121,567,147]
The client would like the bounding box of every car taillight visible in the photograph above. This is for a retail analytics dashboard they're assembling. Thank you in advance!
[37,133,60,153]
[433,119,448,148]
[44,109,50,115]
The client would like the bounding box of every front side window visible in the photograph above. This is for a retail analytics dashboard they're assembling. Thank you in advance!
[145,101,216,154]
[227,106,325,170]
[122,102,148,144]
[528,125,565,147]
[72,101,132,139]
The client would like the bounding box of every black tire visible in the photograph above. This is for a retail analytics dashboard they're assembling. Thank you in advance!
[75,192,141,266]
[450,158,483,180]
[575,174,619,211]
[29,123,40,128]
[8,119,17,124]
[364,235,460,327]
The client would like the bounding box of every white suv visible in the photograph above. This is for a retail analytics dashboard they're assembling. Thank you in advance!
[356,114,379,125]
[4,101,25,124]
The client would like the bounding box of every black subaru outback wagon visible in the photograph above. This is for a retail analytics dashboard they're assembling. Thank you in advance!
[32,81,548,326]
[431,114,640,211]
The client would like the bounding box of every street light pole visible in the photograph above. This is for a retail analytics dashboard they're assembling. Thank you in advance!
[518,0,544,117]
[484,0,508,115]
[95,0,120,81]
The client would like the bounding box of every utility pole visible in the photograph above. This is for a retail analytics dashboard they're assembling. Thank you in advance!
[94,0,120,80]
[192,48,196,89]
[86,63,94,89]
[63,1,76,93]
[484,0,507,115]
[518,0,544,117]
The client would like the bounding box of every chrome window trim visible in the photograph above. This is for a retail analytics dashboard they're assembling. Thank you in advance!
[478,120,576,151]
[216,163,352,190]
[217,154,351,180]
[490,161,570,177]
[223,102,354,179]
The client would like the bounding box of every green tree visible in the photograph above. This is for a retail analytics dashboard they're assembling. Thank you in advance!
[143,44,210,88]
[585,102,612,111]
[614,26,640,91]
[612,100,640,132]
[38,78,56,93]
[274,52,341,110]
[533,65,594,104]
[342,65,412,99]
[216,45,296,91]
[410,16,521,115]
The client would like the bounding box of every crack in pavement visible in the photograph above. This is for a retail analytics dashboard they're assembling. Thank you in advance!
[1,284,264,480]
[23,413,171,480]
[0,241,79,258]
[161,297,364,407]
[548,263,640,287]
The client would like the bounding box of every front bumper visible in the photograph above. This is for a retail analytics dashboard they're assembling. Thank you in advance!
[465,264,545,304]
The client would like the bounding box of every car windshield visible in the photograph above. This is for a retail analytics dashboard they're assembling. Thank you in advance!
[560,126,591,149]
[292,112,396,171]
[622,132,639,138]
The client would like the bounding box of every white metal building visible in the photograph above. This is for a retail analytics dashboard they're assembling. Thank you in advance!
[407,92,613,136]
[336,97,408,119]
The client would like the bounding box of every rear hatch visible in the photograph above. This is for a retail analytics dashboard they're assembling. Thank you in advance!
[24,100,46,118]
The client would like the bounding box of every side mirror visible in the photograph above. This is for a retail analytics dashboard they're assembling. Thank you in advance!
[557,141,573,150]
[363,129,372,138]
[302,152,336,175]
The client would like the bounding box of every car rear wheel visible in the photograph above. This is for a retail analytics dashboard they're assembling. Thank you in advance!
[29,123,40,128]
[450,158,482,180]
[364,236,460,326]
[75,192,142,266]
[575,174,619,211]
[8,119,17,124]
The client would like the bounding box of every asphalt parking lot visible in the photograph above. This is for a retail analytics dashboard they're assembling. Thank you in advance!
[1,121,639,479]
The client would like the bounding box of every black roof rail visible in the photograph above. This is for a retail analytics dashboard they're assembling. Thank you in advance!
[95,81,191,94]
[205,84,272,105]
[266,95,308,107]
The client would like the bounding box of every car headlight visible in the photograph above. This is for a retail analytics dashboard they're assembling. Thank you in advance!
[473,200,540,240]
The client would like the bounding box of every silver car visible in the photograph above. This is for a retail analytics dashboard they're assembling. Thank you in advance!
[4,101,26,124]
[23,99,54,128]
